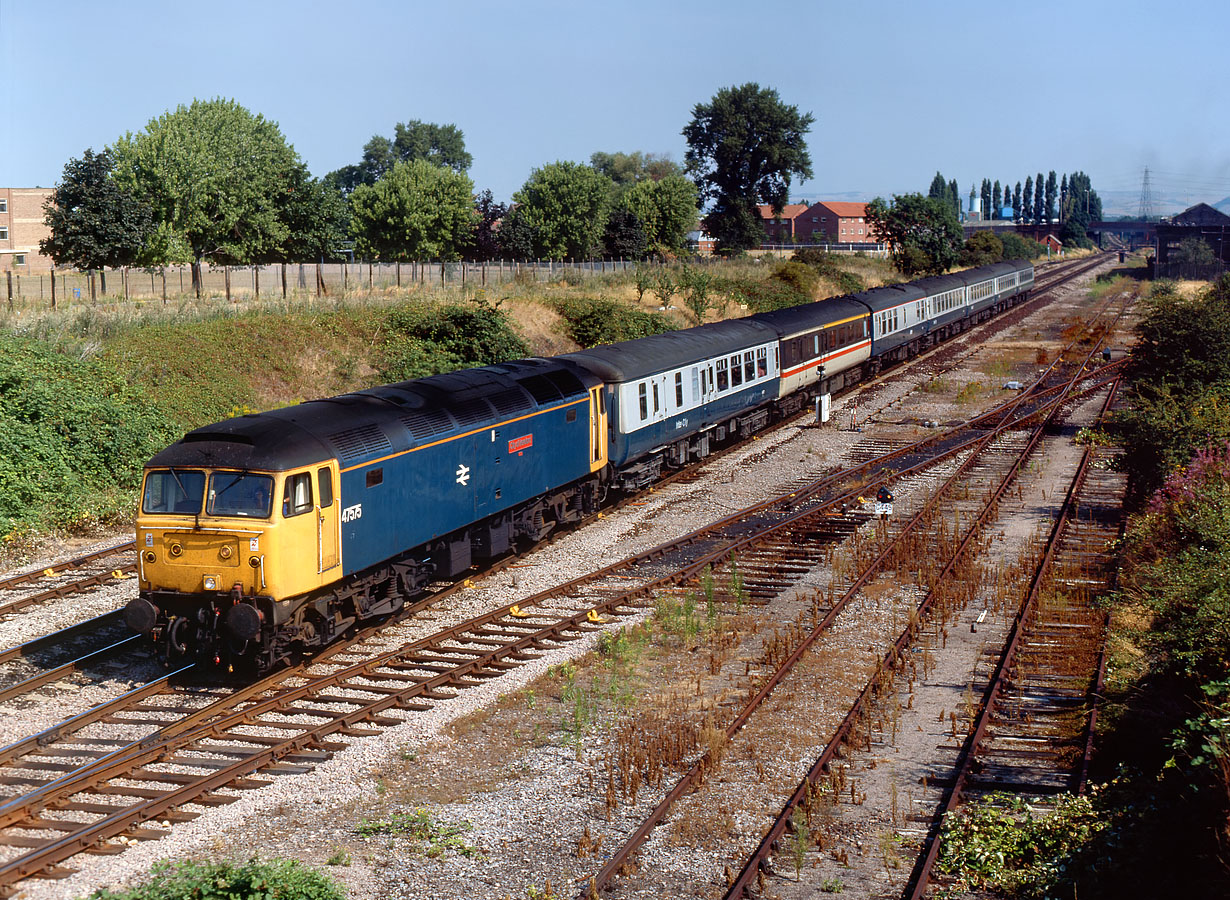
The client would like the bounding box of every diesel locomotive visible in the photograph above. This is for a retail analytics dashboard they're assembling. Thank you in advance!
[125,259,1033,673]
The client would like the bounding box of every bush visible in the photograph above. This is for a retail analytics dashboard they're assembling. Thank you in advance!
[83,857,345,900]
[552,296,675,347]
[769,260,819,297]
[0,333,176,537]
[958,231,1003,266]
[717,276,809,313]
[378,297,528,382]
[999,233,1044,260]
[790,248,865,294]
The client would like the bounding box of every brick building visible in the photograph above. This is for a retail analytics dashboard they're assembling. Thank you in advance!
[759,200,876,244]
[0,188,54,273]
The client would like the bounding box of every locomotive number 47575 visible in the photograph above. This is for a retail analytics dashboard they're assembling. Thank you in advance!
[341,503,362,523]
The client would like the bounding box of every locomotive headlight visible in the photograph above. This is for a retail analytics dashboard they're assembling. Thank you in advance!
[203,575,219,591]
[144,551,157,564]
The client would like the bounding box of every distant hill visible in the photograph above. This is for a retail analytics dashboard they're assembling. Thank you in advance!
[1215,196,1230,214]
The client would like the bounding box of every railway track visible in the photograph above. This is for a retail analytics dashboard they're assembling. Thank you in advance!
[584,289,1128,899]
[0,367,1124,894]
[0,254,1119,895]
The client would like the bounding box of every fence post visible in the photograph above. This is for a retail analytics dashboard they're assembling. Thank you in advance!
[6,270,12,310]
[50,269,56,309]
[316,262,323,296]
[396,262,401,288]
[441,261,446,285]
[225,265,232,303]
[123,266,129,302]
[161,268,167,305]
[343,262,348,294]
[254,265,260,299]
[482,263,486,286]
[368,261,373,290]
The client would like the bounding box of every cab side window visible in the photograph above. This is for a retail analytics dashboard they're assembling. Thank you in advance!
[317,468,334,508]
[283,472,313,517]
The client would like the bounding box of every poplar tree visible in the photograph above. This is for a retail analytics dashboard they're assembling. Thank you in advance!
[992,180,1002,219]
[1034,173,1045,226]
[1023,176,1034,223]
[1045,171,1058,225]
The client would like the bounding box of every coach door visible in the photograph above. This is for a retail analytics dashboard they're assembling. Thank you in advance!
[316,464,340,573]
[589,387,608,472]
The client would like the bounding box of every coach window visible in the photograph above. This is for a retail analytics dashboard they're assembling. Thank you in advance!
[675,372,684,407]
[744,351,755,381]
[757,348,768,377]
[691,367,700,403]
[729,355,743,387]
[716,358,729,392]
[283,472,313,518]
[638,383,648,420]
[317,468,334,508]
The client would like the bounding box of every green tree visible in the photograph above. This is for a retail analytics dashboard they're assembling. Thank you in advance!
[274,166,349,262]
[1173,236,1217,266]
[683,82,814,253]
[40,148,154,290]
[1064,171,1102,227]
[1034,172,1045,226]
[330,120,471,192]
[467,189,507,261]
[496,206,536,260]
[928,171,949,201]
[1023,176,1033,223]
[111,98,306,291]
[512,161,613,260]
[1013,182,1023,221]
[959,231,1004,266]
[992,179,1002,219]
[1045,171,1058,224]
[602,207,648,259]
[590,151,682,185]
[980,179,992,219]
[948,179,960,218]
[623,174,699,255]
[866,193,962,276]
[349,158,476,261]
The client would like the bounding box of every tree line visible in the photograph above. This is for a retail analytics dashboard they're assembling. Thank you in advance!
[928,169,1103,248]
[39,85,815,289]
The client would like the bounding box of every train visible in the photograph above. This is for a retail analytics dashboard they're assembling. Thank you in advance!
[125,259,1034,673]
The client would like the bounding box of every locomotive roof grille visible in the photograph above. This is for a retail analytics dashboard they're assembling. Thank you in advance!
[400,408,454,441]
[451,397,496,428]
[487,387,535,417]
[329,423,393,461]
[518,374,564,405]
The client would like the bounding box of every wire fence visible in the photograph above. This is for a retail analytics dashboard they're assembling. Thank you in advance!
[0,258,641,309]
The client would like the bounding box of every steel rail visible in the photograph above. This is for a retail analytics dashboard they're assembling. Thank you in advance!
[900,377,1121,900]
[584,297,1128,897]
[723,374,1122,900]
[0,542,134,594]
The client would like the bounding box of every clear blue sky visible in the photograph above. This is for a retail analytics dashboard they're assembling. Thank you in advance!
[3,0,1228,215]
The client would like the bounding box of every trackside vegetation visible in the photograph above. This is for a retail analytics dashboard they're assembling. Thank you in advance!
[0,256,897,545]
[80,857,345,900]
[935,276,1230,897]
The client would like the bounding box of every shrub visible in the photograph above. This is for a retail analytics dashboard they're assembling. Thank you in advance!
[0,333,176,537]
[83,857,345,900]
[790,248,865,295]
[999,233,1044,260]
[718,276,808,313]
[769,260,819,297]
[552,297,675,347]
[378,297,528,382]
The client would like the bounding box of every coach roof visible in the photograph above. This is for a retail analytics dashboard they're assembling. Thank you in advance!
[562,319,778,383]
